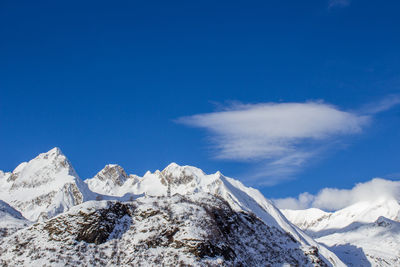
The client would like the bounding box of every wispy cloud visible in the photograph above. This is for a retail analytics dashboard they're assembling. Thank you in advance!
[177,97,400,186]
[177,101,369,184]
[360,94,400,115]
[273,178,400,210]
[328,0,351,9]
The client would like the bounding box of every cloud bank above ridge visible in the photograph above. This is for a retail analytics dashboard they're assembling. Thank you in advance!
[273,178,400,211]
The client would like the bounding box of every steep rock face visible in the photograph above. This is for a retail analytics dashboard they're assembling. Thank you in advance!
[86,163,344,266]
[0,200,30,239]
[0,194,334,266]
[282,198,400,266]
[85,164,139,196]
[0,148,95,221]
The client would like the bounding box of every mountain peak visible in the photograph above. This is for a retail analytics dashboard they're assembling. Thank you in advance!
[84,164,133,197]
[0,148,94,221]
[95,164,128,186]
[1,150,344,266]
[39,147,64,159]
[161,162,206,184]
[164,162,180,169]
[8,147,77,188]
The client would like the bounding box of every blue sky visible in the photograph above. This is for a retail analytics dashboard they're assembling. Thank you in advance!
[1,0,400,199]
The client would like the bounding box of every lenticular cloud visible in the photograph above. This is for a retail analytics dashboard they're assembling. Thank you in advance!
[177,101,369,183]
[178,102,368,160]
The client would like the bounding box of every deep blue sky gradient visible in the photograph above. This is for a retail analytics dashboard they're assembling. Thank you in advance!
[1,0,400,198]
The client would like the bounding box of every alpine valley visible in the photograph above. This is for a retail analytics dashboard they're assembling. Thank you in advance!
[0,148,397,266]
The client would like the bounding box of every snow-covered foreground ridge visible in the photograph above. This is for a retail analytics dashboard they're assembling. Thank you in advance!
[0,147,345,266]
[282,193,400,266]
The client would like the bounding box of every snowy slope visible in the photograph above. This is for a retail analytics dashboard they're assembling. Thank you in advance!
[282,197,400,266]
[282,197,400,237]
[0,194,338,266]
[0,148,96,221]
[86,163,344,266]
[317,217,400,266]
[0,200,30,239]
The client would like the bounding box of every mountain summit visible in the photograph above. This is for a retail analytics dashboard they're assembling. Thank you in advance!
[0,147,95,221]
[0,148,346,266]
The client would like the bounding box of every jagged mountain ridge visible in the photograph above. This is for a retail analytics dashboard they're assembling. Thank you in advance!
[0,194,333,266]
[282,197,400,238]
[0,148,344,266]
[0,149,139,222]
[85,162,343,265]
[282,197,400,266]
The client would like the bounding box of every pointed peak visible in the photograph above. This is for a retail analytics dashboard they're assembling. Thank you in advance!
[215,171,223,177]
[49,147,62,154]
[47,147,62,155]
[38,147,65,160]
[94,164,128,186]
[102,164,124,171]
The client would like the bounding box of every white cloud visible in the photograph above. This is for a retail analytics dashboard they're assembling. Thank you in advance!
[273,192,315,210]
[177,102,369,183]
[178,102,368,161]
[274,178,400,210]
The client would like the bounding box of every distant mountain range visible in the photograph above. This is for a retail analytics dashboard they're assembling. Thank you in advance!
[0,148,398,266]
[282,195,400,266]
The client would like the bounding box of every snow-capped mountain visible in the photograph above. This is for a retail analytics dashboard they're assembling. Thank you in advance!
[0,147,345,266]
[85,164,139,196]
[282,197,400,266]
[282,197,400,238]
[0,200,30,239]
[86,162,344,266]
[0,147,96,221]
[317,216,400,266]
[0,194,337,266]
